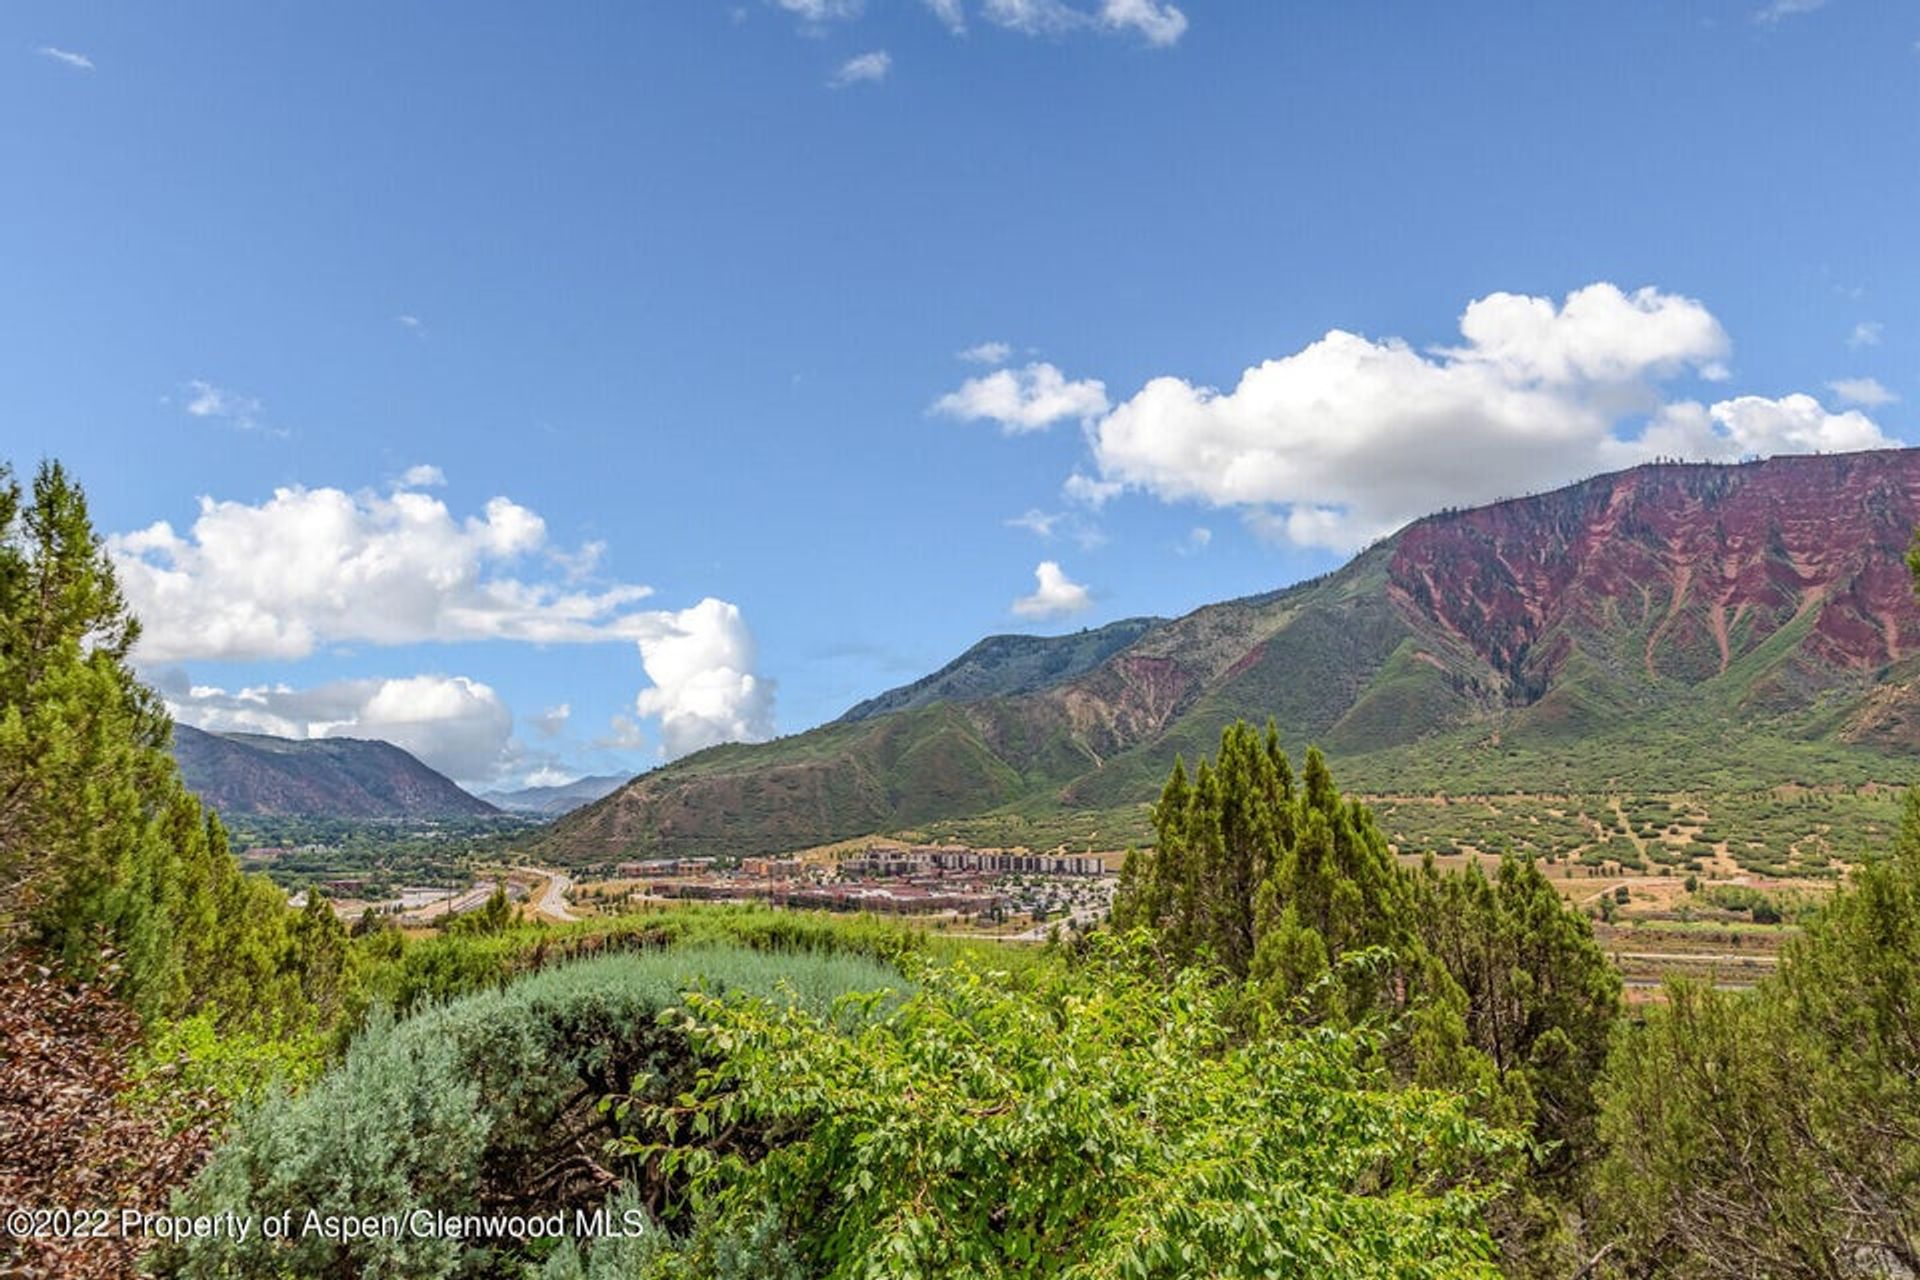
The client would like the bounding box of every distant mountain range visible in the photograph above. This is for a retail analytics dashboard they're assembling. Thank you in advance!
[477,774,630,817]
[535,449,1920,863]
[172,725,501,819]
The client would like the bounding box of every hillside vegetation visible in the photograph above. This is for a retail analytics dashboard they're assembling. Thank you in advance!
[540,450,1920,864]
[6,453,1920,1278]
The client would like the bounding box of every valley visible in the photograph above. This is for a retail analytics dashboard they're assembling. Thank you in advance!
[9,447,1920,1278]
[12,9,1918,1270]
[162,452,1920,990]
[536,451,1920,870]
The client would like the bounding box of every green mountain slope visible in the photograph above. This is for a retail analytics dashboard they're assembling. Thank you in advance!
[840,616,1165,722]
[538,449,1920,863]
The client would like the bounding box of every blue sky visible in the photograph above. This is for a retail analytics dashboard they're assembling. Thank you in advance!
[5,1,1917,787]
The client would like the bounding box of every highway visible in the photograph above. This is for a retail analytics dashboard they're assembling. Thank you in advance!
[406,880,498,923]
[516,865,579,923]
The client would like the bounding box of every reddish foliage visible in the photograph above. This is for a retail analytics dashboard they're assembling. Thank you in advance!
[0,948,216,1280]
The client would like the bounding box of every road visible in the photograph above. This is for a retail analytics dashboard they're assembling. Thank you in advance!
[406,880,498,923]
[1609,949,1776,967]
[515,866,579,923]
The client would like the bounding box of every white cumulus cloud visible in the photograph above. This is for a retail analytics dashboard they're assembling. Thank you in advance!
[829,49,891,86]
[166,673,516,785]
[110,479,657,662]
[117,473,778,768]
[932,361,1109,433]
[1621,395,1894,460]
[633,598,778,759]
[1012,561,1092,619]
[1082,282,1894,550]
[1850,321,1884,348]
[1439,282,1730,386]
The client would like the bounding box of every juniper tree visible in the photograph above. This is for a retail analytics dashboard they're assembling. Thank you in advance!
[1112,719,1618,1205]
[0,459,307,1028]
[1407,855,1619,1176]
[1113,722,1407,1019]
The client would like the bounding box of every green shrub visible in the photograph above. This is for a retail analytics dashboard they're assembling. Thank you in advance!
[360,903,962,1018]
[1696,884,1815,924]
[643,936,1520,1279]
[158,946,905,1279]
[1594,793,1920,1273]
[129,1011,328,1111]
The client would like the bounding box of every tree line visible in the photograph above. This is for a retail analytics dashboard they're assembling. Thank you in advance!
[1112,718,1920,1274]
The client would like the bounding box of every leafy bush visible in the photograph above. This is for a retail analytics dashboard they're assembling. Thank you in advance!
[157,946,905,1279]
[640,936,1520,1279]
[1694,883,1816,924]
[128,1010,328,1111]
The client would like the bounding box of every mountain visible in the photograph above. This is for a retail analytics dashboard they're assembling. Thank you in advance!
[839,617,1167,722]
[172,725,502,819]
[478,774,630,817]
[537,449,1920,862]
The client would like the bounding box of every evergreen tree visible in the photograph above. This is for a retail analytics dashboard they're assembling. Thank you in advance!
[0,459,309,1029]
[1112,720,1618,1193]
[1595,817,1920,1274]
[448,883,516,936]
[1114,722,1407,1019]
[290,890,355,1023]
[1408,856,1619,1175]
[0,461,165,938]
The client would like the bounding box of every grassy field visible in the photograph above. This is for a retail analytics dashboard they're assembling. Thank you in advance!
[906,784,1905,880]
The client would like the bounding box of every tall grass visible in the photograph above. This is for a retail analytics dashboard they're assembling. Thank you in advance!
[365,902,1026,1016]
